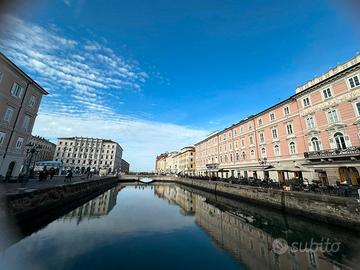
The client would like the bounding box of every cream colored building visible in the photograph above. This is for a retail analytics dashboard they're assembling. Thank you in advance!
[25,135,56,163]
[53,137,123,174]
[155,152,168,174]
[165,151,179,174]
[175,146,195,176]
[0,53,48,180]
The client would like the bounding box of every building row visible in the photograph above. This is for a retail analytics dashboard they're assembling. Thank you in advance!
[155,146,195,176]
[156,53,360,185]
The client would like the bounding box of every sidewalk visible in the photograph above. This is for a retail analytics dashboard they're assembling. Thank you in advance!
[0,174,107,196]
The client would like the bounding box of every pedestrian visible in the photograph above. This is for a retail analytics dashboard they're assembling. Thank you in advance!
[68,170,73,182]
[39,170,45,182]
[86,166,91,179]
[64,170,69,183]
[49,168,55,180]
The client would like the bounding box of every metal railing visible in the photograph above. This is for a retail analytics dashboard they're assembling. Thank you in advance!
[304,146,360,159]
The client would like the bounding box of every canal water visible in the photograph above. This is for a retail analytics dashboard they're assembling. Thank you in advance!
[1,183,360,270]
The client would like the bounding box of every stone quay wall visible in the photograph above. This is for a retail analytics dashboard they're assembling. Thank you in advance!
[148,176,360,230]
[6,177,119,221]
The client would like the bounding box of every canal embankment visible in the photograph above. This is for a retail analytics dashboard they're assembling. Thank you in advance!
[125,175,360,230]
[4,176,119,222]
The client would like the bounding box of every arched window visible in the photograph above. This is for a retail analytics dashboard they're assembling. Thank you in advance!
[289,142,296,154]
[235,152,239,161]
[334,132,346,150]
[274,145,280,156]
[261,147,266,157]
[242,151,246,160]
[311,137,321,151]
[250,149,255,158]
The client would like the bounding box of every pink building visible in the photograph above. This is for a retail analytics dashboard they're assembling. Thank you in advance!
[195,53,360,185]
[0,53,48,179]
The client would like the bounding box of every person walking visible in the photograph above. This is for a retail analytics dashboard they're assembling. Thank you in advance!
[68,170,73,182]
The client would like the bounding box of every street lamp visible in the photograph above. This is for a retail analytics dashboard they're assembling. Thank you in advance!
[258,157,268,180]
[25,142,42,182]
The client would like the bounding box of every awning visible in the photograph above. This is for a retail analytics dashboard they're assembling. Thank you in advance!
[236,165,272,171]
[264,165,311,172]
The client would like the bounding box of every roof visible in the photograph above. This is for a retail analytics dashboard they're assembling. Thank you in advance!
[0,52,49,95]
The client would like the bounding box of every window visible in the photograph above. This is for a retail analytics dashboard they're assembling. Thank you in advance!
[0,71,3,82]
[348,75,360,88]
[15,137,24,149]
[303,97,310,107]
[241,139,245,147]
[258,118,263,126]
[235,152,239,161]
[249,136,253,145]
[274,145,280,156]
[272,128,278,139]
[248,123,252,130]
[306,115,316,129]
[240,126,243,133]
[286,123,294,135]
[270,112,275,121]
[283,106,290,115]
[250,149,255,158]
[0,132,5,145]
[11,82,23,98]
[327,109,339,124]
[29,95,36,107]
[4,108,16,126]
[334,132,346,150]
[22,115,31,131]
[356,102,360,116]
[322,88,332,99]
[261,147,266,157]
[242,151,246,160]
[259,133,265,143]
[289,142,296,154]
[311,137,321,151]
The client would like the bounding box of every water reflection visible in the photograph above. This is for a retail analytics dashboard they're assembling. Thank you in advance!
[1,183,359,270]
[154,184,360,270]
[62,187,120,224]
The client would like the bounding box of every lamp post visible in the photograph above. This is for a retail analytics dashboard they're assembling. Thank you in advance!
[258,157,268,179]
[24,142,42,182]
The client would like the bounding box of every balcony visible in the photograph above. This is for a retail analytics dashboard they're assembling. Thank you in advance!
[206,163,219,170]
[304,146,360,159]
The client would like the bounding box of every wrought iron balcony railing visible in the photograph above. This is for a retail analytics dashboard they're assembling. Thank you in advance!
[206,163,219,169]
[304,146,360,159]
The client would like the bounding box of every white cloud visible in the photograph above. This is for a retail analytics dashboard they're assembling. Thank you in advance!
[0,14,147,117]
[63,0,71,6]
[34,113,208,171]
[0,14,209,171]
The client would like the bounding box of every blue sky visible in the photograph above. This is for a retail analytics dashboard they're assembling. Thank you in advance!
[0,0,359,171]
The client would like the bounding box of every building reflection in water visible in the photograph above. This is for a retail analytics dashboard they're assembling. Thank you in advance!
[62,186,121,224]
[154,184,357,270]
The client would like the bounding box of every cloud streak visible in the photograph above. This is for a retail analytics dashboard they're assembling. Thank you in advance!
[0,14,209,170]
